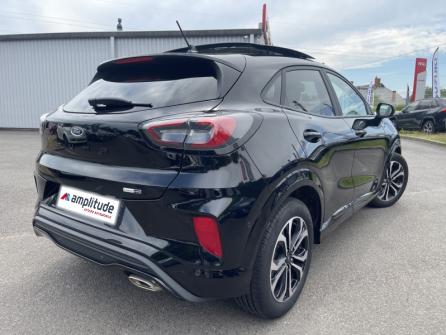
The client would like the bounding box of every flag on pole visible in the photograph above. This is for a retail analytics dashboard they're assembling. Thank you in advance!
[432,47,440,98]
[366,80,373,105]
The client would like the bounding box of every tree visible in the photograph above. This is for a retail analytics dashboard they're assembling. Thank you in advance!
[424,86,446,98]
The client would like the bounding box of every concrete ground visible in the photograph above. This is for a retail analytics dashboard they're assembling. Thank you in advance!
[0,130,445,335]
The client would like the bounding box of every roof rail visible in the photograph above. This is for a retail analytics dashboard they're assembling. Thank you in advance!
[167,42,314,60]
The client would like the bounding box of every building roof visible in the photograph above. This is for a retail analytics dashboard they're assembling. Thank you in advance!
[0,28,262,41]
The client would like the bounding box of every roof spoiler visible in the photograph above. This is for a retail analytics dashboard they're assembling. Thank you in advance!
[167,42,314,60]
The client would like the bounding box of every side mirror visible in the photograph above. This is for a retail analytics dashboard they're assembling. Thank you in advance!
[376,103,395,118]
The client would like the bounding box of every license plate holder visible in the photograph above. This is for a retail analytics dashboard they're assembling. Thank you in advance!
[56,185,121,225]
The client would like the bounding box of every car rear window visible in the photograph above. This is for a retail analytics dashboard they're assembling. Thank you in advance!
[64,56,238,113]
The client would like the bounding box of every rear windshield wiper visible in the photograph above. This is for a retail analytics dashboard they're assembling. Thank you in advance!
[88,98,153,112]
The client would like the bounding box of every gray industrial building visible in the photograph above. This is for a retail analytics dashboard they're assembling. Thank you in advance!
[0,28,263,128]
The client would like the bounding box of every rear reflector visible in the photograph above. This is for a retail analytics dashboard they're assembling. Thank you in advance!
[193,216,222,258]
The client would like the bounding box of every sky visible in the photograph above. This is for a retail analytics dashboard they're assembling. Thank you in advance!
[1,0,446,97]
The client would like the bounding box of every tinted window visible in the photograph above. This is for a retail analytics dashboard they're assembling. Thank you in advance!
[417,100,428,109]
[327,73,368,116]
[403,102,418,112]
[284,70,334,116]
[64,56,236,113]
[431,100,439,107]
[263,75,282,105]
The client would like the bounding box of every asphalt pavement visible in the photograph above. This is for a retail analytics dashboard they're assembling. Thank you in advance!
[0,130,445,334]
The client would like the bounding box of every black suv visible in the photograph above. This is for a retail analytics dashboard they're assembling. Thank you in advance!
[33,43,408,318]
[392,98,446,133]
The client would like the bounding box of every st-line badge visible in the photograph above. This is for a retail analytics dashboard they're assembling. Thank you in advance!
[56,185,120,225]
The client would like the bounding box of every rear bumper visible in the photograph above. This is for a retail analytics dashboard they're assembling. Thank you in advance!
[33,204,208,302]
[33,203,252,301]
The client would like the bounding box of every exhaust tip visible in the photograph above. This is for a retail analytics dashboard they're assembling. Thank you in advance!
[128,274,162,292]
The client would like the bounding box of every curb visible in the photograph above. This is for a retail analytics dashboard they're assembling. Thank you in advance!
[400,135,446,147]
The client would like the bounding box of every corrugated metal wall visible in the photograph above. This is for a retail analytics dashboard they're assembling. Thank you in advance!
[0,32,257,128]
[115,36,248,58]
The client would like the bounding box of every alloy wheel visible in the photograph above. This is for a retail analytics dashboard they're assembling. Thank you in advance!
[377,160,405,202]
[422,121,434,134]
[270,216,309,302]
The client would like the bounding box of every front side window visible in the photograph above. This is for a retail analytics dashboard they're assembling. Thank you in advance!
[416,100,430,110]
[403,102,417,113]
[284,70,334,116]
[327,73,368,117]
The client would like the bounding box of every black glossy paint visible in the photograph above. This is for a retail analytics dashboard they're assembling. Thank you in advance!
[33,50,401,301]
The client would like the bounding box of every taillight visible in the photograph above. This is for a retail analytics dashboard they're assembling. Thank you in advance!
[193,216,222,258]
[145,118,189,149]
[441,108,446,113]
[142,113,257,151]
[186,116,236,148]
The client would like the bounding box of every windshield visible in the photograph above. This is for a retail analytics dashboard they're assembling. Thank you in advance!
[64,56,228,113]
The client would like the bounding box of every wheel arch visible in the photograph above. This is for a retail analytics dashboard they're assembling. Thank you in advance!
[246,168,324,260]
[239,168,324,288]
[390,137,402,155]
[289,185,323,244]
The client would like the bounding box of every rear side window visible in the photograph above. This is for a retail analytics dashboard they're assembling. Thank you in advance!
[284,70,334,116]
[64,56,239,113]
[430,100,439,107]
[263,75,282,105]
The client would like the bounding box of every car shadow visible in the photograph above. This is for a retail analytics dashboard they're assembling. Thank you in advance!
[24,253,278,333]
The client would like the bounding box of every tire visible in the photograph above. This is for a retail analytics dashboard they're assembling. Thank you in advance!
[421,119,435,134]
[235,199,313,318]
[369,153,408,208]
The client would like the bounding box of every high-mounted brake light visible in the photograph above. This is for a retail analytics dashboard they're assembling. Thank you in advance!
[115,56,154,64]
[142,114,252,150]
[193,216,222,258]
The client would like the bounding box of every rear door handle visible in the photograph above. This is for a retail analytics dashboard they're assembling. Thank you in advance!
[303,129,322,142]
